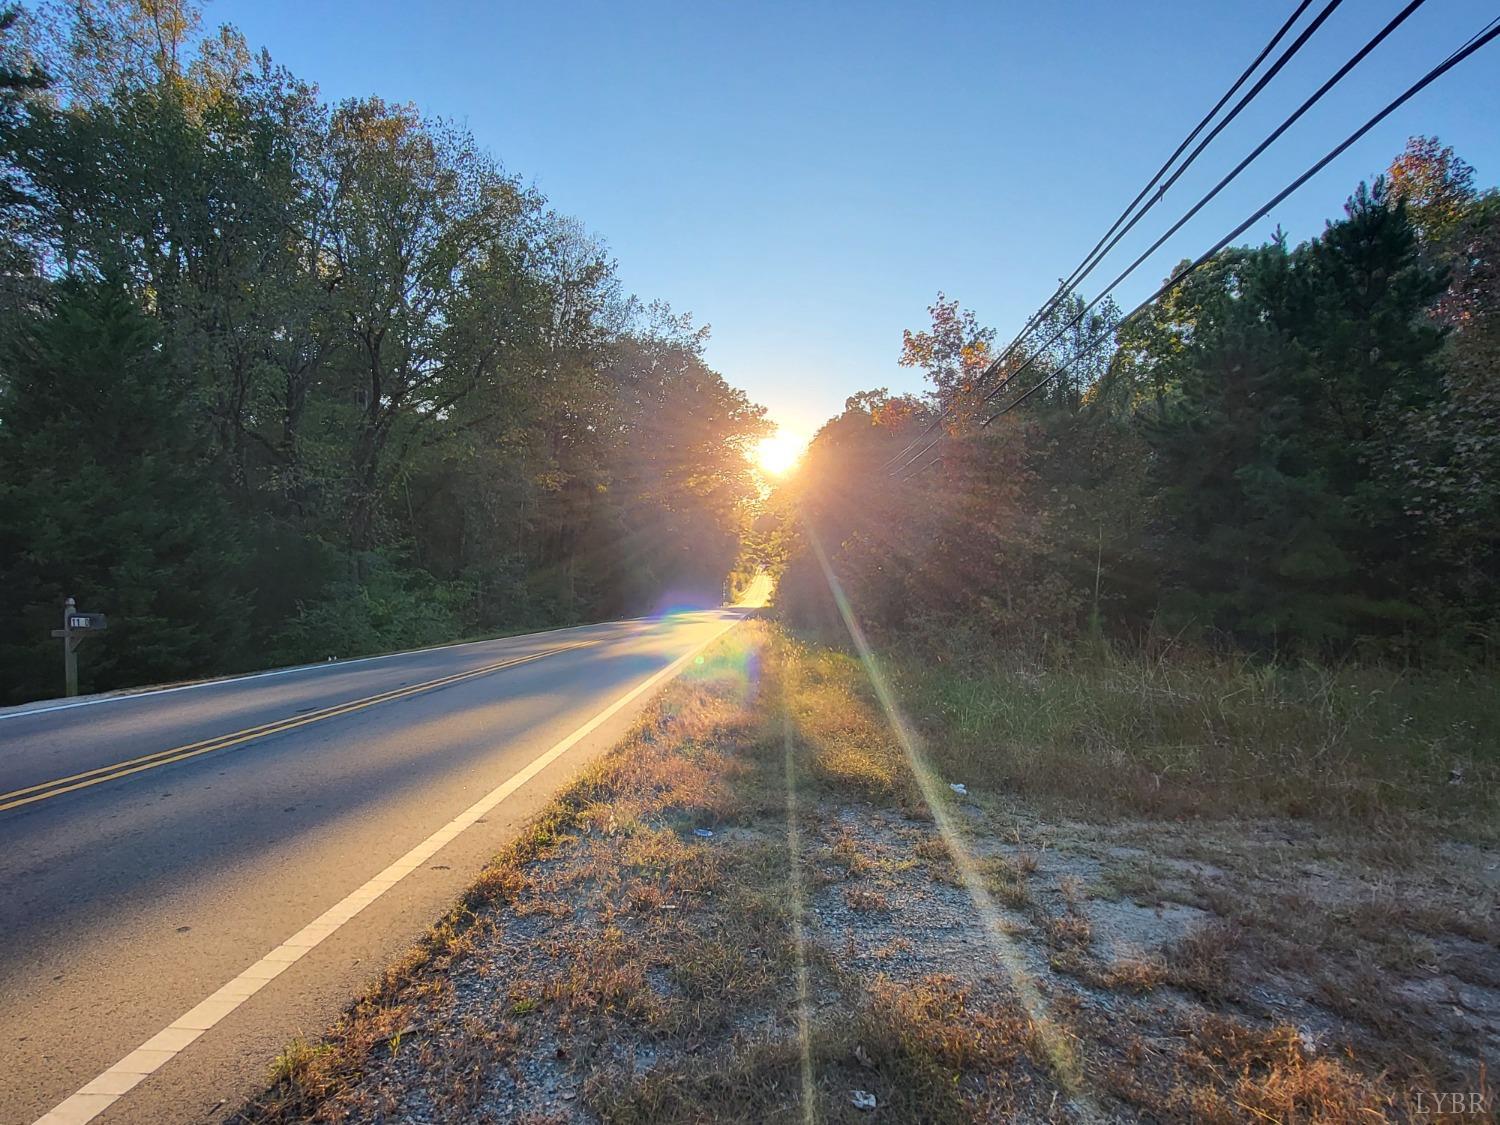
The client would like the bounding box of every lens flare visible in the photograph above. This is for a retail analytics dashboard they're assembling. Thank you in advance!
[782,710,817,1125]
[805,525,1100,1114]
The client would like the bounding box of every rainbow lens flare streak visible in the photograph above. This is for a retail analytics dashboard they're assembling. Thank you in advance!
[805,526,1099,1113]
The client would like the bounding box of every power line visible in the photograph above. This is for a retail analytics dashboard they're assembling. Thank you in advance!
[895,0,1437,477]
[883,0,1334,473]
[944,15,1500,447]
[1020,0,1338,352]
[972,0,1428,411]
[894,0,1429,475]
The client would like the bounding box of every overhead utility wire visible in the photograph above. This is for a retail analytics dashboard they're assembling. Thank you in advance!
[893,0,1434,477]
[893,0,1426,476]
[882,0,1330,472]
[995,0,1337,367]
[932,17,1500,456]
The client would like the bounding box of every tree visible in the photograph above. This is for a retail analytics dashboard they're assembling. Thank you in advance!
[321,97,539,550]
[898,293,996,422]
[0,4,47,276]
[0,280,248,700]
[1388,135,1477,253]
[0,0,771,698]
[794,146,1497,659]
[598,309,769,612]
[1385,140,1500,641]
[1144,183,1451,650]
[0,7,46,95]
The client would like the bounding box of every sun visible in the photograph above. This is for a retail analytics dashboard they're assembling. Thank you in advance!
[753,430,806,477]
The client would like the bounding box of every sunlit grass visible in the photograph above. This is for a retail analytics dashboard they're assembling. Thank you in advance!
[781,711,816,1125]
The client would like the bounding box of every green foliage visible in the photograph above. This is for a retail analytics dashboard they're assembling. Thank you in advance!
[1139,183,1451,651]
[267,555,472,666]
[885,635,1498,831]
[0,279,249,697]
[0,3,766,702]
[780,142,1499,662]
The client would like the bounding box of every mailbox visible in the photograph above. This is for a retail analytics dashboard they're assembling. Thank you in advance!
[52,598,107,697]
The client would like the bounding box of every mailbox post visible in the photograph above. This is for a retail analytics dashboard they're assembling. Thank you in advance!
[50,596,107,697]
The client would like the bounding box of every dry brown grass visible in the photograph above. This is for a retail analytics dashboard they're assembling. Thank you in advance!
[1162,920,1243,1002]
[863,974,1035,1073]
[826,829,872,876]
[913,835,950,864]
[1097,1011,1431,1124]
[976,854,1033,909]
[844,886,888,912]
[1173,1016,1400,1123]
[781,637,923,812]
[594,973,1058,1124]
[1044,911,1093,949]
[1099,953,1168,993]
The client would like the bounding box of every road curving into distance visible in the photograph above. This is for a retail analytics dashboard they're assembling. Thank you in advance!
[0,581,766,1125]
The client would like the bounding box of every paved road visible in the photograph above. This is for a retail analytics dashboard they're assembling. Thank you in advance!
[0,596,759,1125]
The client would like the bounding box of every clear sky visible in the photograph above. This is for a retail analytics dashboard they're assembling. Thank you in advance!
[210,0,1498,439]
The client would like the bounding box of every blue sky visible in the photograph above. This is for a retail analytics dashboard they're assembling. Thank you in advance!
[212,0,1499,438]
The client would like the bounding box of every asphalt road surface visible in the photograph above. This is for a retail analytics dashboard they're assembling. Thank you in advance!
[0,590,763,1125]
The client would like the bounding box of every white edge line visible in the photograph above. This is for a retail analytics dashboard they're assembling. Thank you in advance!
[32,612,743,1125]
[0,611,714,722]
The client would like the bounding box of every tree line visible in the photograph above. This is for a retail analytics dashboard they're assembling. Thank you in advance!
[0,1,767,703]
[777,139,1499,661]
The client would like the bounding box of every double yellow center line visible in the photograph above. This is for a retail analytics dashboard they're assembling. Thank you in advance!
[0,640,597,814]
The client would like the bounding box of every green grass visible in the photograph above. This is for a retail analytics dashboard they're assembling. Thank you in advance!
[808,635,1500,832]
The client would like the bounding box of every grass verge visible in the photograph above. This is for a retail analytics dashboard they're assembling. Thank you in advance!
[883,636,1500,832]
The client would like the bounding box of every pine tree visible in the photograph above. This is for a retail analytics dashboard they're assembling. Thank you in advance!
[1147,184,1449,651]
[0,280,249,700]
